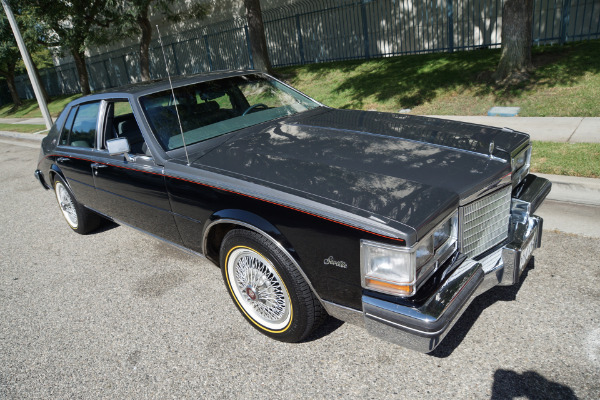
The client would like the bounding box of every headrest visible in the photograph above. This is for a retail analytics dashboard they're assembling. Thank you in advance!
[195,101,219,114]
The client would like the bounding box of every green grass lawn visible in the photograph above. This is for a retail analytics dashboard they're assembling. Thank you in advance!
[531,141,600,178]
[3,40,599,119]
[278,39,600,117]
[0,123,47,133]
[0,94,81,119]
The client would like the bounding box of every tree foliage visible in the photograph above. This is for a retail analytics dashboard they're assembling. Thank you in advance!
[121,0,210,81]
[0,5,45,106]
[21,0,122,95]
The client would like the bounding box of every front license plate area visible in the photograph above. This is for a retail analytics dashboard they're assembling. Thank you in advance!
[518,225,538,275]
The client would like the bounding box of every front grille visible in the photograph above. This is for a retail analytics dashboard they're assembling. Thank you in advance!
[459,186,511,258]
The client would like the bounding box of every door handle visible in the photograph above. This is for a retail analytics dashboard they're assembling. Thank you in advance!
[57,157,70,162]
[91,163,108,175]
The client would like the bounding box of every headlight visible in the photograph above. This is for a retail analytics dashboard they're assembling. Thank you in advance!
[415,236,433,267]
[361,211,458,297]
[512,146,531,172]
[360,241,416,297]
[433,212,458,249]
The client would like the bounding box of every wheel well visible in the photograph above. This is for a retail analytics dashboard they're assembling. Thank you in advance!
[48,170,56,186]
[204,222,249,265]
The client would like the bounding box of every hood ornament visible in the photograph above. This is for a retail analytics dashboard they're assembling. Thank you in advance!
[489,140,495,157]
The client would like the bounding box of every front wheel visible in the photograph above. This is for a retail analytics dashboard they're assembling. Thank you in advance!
[220,229,326,342]
[53,176,101,234]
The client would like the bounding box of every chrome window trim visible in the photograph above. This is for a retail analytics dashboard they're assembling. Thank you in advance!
[96,100,108,150]
[266,73,326,107]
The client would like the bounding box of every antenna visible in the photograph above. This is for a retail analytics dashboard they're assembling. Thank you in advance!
[156,25,190,166]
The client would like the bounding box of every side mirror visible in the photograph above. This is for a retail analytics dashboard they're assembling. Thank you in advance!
[106,137,130,155]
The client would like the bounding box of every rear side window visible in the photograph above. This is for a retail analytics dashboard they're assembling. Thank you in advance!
[60,102,100,148]
[60,107,77,146]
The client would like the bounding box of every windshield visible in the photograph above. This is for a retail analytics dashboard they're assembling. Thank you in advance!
[139,74,320,151]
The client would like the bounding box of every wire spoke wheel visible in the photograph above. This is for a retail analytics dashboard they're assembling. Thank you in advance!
[55,181,78,228]
[227,247,292,331]
[220,229,326,342]
[52,176,101,234]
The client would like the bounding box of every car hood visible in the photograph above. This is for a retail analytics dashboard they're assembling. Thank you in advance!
[190,108,527,238]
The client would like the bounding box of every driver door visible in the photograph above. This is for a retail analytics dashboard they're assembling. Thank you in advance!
[91,100,183,245]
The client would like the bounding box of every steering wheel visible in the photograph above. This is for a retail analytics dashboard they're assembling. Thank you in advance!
[242,103,268,116]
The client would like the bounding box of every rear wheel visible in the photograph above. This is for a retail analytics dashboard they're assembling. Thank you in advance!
[220,229,326,342]
[53,176,101,234]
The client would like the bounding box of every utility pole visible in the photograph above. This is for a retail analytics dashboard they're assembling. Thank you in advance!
[1,0,53,129]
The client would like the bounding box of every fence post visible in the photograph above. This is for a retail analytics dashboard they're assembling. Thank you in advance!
[170,43,181,75]
[244,26,255,69]
[103,60,113,88]
[360,1,370,59]
[560,0,572,44]
[203,35,213,71]
[121,55,130,84]
[295,14,305,64]
[447,0,454,52]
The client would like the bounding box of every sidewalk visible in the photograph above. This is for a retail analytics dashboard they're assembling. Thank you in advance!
[0,117,47,125]
[1,115,599,142]
[428,116,600,143]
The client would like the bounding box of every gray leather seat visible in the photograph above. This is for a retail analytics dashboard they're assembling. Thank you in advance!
[117,118,145,154]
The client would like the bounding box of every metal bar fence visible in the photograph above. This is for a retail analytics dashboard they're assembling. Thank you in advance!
[5,0,600,104]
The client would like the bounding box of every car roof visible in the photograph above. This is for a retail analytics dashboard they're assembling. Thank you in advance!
[91,69,261,97]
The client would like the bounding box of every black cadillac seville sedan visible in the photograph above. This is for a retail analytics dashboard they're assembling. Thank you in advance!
[35,71,551,352]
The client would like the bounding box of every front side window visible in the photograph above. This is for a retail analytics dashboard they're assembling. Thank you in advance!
[60,102,100,148]
[139,74,320,151]
[103,100,149,156]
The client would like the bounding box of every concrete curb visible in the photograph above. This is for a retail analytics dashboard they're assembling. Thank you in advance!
[0,130,46,142]
[537,173,600,207]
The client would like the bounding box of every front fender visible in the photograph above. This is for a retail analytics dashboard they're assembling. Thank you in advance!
[49,163,67,187]
[202,208,325,307]
[202,209,296,260]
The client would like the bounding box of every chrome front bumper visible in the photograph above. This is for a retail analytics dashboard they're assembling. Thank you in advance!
[361,174,551,353]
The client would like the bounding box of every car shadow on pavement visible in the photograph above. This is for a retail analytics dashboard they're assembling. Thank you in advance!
[302,316,345,343]
[491,369,578,400]
[430,257,536,358]
[92,220,119,234]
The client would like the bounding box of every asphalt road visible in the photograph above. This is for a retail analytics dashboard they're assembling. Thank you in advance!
[1,140,599,399]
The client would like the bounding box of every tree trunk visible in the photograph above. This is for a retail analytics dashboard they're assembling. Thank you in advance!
[138,15,152,82]
[494,0,534,83]
[72,49,91,95]
[4,66,22,107]
[32,63,50,103]
[243,0,272,74]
